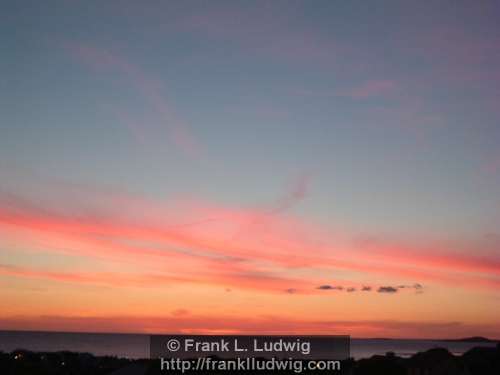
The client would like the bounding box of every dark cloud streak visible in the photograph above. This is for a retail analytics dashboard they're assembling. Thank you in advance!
[378,286,398,293]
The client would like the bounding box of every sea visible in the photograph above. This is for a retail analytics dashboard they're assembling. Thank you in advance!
[0,331,497,360]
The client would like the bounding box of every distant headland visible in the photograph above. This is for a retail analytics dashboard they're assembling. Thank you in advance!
[444,336,497,343]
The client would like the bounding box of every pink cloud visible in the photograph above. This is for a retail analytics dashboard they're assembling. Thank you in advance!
[481,155,500,175]
[1,185,500,292]
[340,80,397,99]
[62,42,204,158]
[0,263,316,294]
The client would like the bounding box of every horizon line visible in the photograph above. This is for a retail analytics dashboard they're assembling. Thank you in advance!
[1,329,498,343]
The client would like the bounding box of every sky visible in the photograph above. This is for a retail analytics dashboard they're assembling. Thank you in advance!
[1,0,500,338]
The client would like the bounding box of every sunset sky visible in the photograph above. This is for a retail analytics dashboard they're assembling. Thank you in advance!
[1,1,500,339]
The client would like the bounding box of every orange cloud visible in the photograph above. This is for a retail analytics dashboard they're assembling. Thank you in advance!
[1,187,499,294]
[1,314,499,339]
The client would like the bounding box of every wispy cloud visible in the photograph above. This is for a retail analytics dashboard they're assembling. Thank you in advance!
[1,183,499,293]
[317,285,343,291]
[0,263,315,295]
[339,80,397,99]
[316,284,421,294]
[62,42,203,158]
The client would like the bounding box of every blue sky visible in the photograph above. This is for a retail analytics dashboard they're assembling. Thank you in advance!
[3,1,500,237]
[1,1,500,337]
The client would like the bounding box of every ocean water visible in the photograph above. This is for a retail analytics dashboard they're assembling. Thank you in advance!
[0,331,496,360]
[349,338,497,359]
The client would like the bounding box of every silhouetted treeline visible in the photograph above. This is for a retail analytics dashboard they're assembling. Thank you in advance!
[1,343,500,374]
